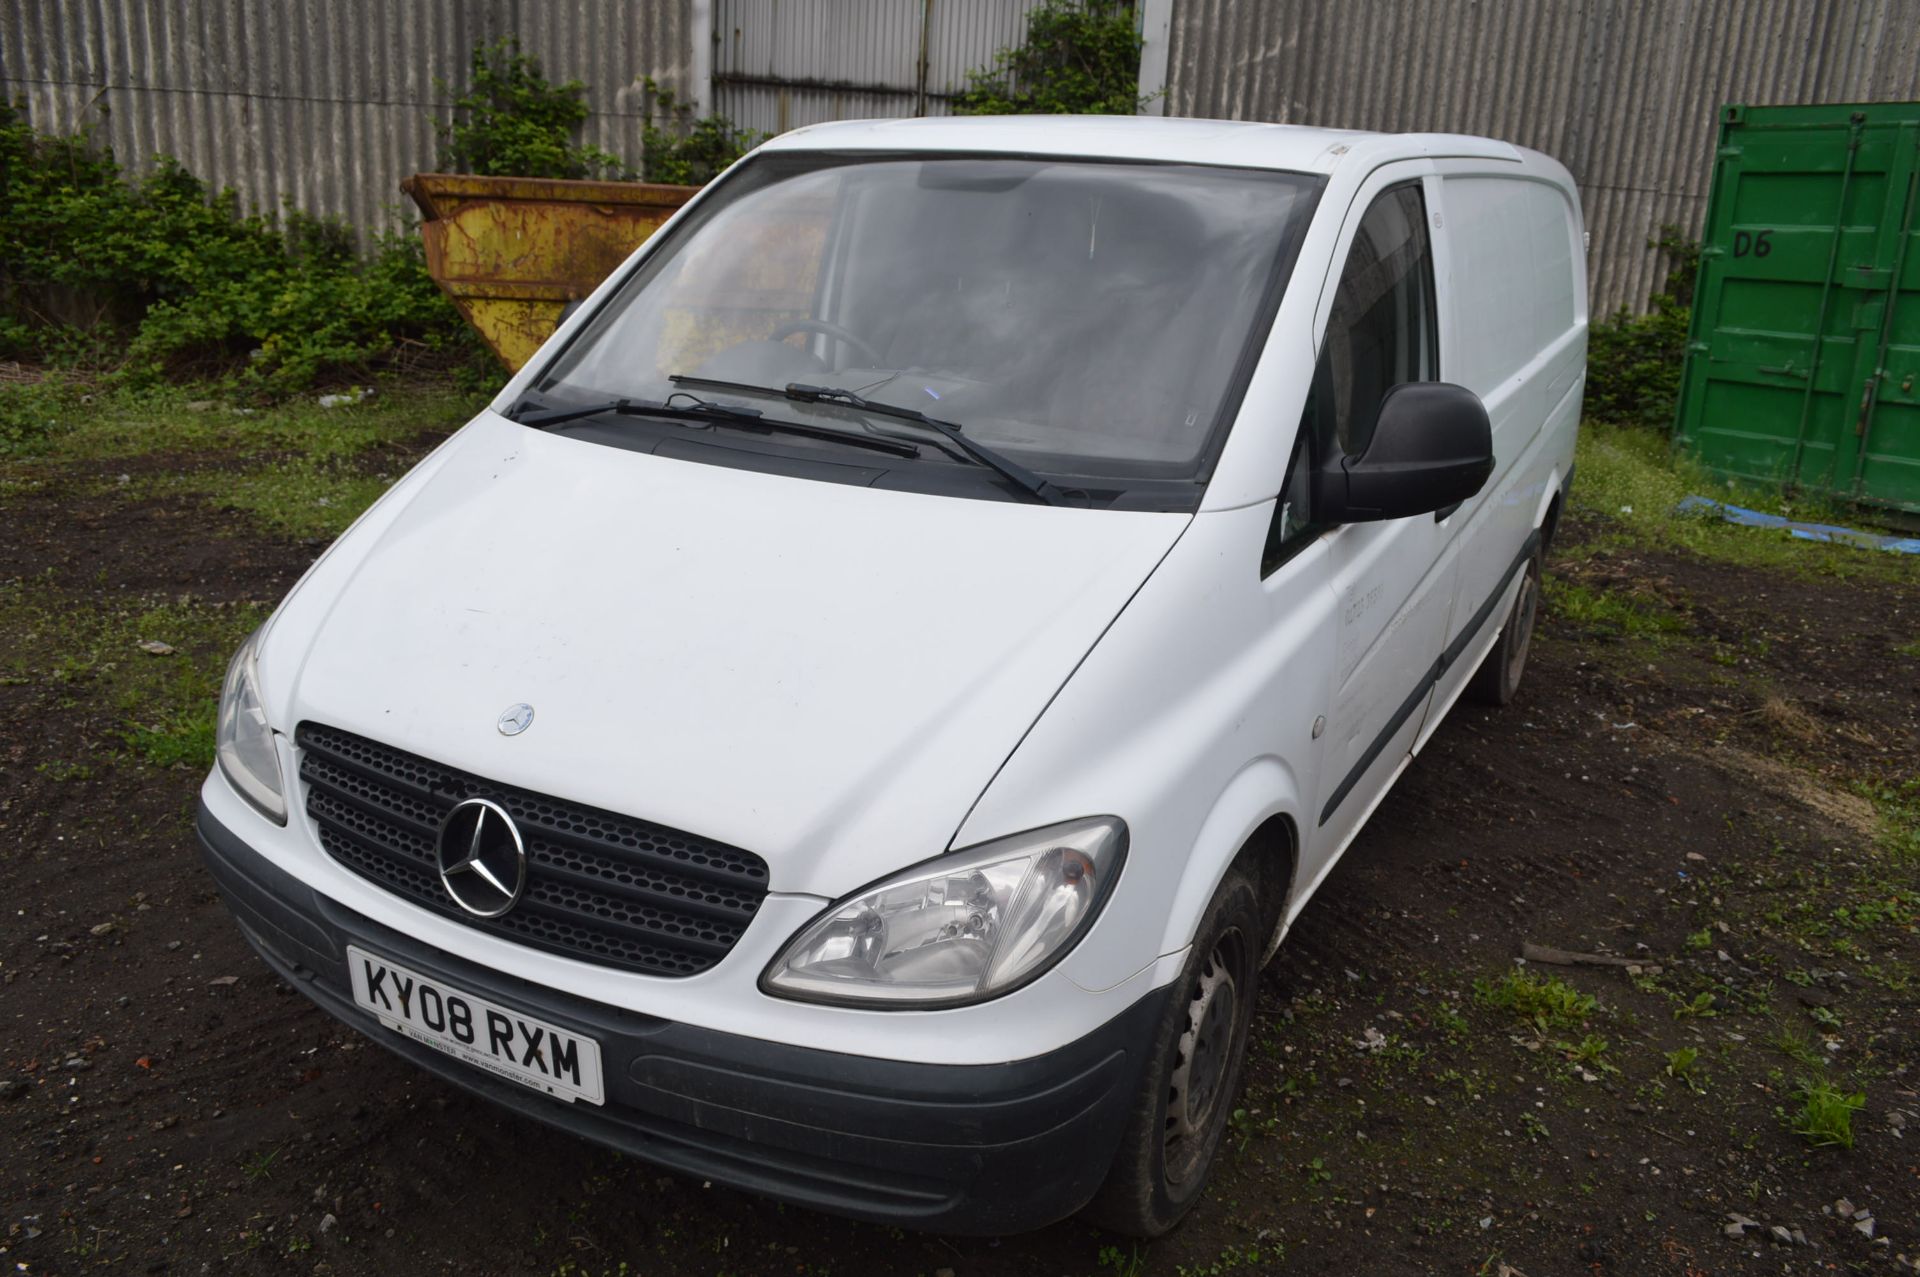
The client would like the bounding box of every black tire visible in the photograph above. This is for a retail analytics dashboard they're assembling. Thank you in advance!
[1082,867,1262,1238]
[1466,542,1543,707]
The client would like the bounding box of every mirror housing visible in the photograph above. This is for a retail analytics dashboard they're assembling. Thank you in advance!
[1312,381,1494,523]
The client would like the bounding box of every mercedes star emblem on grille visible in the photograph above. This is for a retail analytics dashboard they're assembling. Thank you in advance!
[497,702,535,736]
[436,798,528,918]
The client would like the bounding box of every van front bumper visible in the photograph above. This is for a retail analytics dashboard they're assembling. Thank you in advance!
[196,802,1162,1234]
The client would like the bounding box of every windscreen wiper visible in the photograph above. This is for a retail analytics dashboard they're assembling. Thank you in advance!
[670,375,1072,506]
[504,395,920,459]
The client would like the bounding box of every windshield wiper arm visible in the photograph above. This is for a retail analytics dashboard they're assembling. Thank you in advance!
[669,375,1070,506]
[503,395,920,459]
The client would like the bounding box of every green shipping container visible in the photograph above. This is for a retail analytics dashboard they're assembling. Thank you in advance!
[1674,102,1920,517]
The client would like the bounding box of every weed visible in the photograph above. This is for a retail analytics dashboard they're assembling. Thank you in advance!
[1789,1078,1865,1148]
[1555,1034,1618,1075]
[1673,991,1717,1020]
[1665,1048,1705,1092]
[1769,1027,1826,1071]
[241,1147,280,1181]
[1684,927,1713,951]
[1473,968,1597,1033]
[1303,1156,1332,1187]
[1098,1244,1147,1276]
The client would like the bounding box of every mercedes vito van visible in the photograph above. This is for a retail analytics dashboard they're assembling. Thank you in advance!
[197,116,1584,1237]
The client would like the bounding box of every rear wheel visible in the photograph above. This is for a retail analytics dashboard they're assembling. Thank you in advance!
[1082,868,1261,1237]
[1467,543,1542,706]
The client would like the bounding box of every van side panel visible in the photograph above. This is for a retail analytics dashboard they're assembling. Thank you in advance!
[1423,167,1587,731]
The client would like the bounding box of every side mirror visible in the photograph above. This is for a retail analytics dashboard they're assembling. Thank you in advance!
[1312,382,1493,522]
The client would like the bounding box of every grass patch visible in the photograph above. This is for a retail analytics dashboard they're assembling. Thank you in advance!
[4,379,484,465]
[0,577,266,772]
[1856,779,1920,862]
[1571,425,1916,582]
[1473,968,1597,1033]
[1547,579,1688,639]
[123,703,218,770]
[192,457,402,540]
[1788,1078,1865,1149]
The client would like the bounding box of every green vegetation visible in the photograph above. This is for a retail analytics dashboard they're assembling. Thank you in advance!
[955,0,1150,116]
[1555,1034,1617,1075]
[0,100,479,395]
[1768,1027,1827,1072]
[1473,968,1597,1033]
[1788,1077,1865,1148]
[1548,579,1686,639]
[1584,227,1696,430]
[638,78,759,185]
[435,48,759,187]
[0,579,267,773]
[1569,423,1914,582]
[1857,778,1920,862]
[1664,1047,1705,1091]
[435,37,626,180]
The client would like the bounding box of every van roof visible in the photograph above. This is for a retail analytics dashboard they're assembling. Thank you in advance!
[756,115,1523,175]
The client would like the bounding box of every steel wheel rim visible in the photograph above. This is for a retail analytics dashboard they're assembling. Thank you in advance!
[1164,932,1244,1186]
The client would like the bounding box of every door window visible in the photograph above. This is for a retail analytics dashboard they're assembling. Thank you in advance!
[1264,183,1438,574]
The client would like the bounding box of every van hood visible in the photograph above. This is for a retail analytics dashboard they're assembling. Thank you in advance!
[262,412,1187,896]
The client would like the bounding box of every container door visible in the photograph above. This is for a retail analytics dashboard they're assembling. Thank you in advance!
[1675,104,1920,516]
[1848,127,1920,511]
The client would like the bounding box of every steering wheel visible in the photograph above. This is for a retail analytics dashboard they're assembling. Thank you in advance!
[770,318,884,366]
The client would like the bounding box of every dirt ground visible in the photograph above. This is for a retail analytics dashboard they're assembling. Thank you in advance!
[3,435,1918,1277]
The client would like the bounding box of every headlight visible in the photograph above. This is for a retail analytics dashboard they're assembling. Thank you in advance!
[216,630,286,824]
[762,817,1126,1007]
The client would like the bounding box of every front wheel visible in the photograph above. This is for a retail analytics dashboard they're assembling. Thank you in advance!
[1467,542,1542,706]
[1082,868,1261,1237]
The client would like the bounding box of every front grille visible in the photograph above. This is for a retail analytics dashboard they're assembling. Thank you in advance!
[295,723,770,977]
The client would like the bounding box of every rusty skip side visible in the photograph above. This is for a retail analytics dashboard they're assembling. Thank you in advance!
[403,173,700,373]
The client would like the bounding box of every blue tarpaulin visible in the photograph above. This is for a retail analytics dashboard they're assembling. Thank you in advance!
[1676,496,1920,555]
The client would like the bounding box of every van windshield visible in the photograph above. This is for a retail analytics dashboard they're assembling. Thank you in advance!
[531,154,1322,505]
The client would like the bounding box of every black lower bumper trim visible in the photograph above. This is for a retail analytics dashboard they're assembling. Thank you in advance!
[196,801,1164,1234]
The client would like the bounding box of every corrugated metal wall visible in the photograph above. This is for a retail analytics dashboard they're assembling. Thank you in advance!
[0,0,698,236]
[711,0,1044,136]
[1162,0,1920,314]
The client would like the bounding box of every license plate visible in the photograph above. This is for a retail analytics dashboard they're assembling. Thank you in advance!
[347,946,604,1105]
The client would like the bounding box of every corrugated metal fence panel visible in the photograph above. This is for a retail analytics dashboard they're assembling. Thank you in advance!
[1163,0,1920,314]
[0,0,695,238]
[711,0,1045,137]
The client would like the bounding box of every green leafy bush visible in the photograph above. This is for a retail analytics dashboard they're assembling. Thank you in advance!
[0,99,479,394]
[1585,226,1699,430]
[638,79,759,186]
[435,37,627,180]
[955,0,1149,116]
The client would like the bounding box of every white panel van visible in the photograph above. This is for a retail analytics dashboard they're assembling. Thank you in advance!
[198,116,1585,1236]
